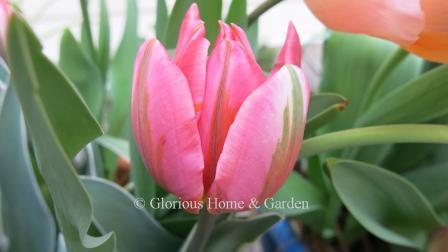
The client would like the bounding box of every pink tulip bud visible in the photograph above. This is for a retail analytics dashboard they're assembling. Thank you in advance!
[131,4,310,214]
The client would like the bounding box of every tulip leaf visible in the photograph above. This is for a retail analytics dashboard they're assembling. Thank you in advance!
[155,0,168,40]
[98,0,110,77]
[306,93,348,133]
[59,29,104,117]
[165,0,195,48]
[328,159,443,249]
[0,191,8,252]
[225,0,247,29]
[96,135,129,160]
[265,171,325,217]
[300,124,448,159]
[108,0,141,137]
[82,177,182,252]
[205,213,282,252]
[357,65,448,126]
[130,136,159,214]
[320,32,422,132]
[7,14,115,251]
[197,0,222,45]
[79,0,97,62]
[405,162,448,219]
[0,80,56,251]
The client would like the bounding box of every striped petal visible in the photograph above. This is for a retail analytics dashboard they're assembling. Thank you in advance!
[272,22,301,73]
[214,22,257,60]
[174,3,209,115]
[304,0,424,45]
[131,39,204,208]
[198,24,265,192]
[404,0,448,64]
[207,65,310,213]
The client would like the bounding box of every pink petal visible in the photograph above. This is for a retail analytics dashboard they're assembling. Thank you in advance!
[214,22,257,60]
[131,39,204,210]
[174,4,210,116]
[0,0,10,51]
[198,27,265,192]
[304,0,425,45]
[272,22,301,73]
[207,65,310,213]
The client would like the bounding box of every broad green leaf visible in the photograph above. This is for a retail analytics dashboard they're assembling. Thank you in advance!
[225,0,247,29]
[405,162,448,218]
[320,32,422,132]
[357,65,448,126]
[155,0,168,40]
[329,159,443,249]
[165,0,195,48]
[206,213,282,251]
[82,177,181,251]
[7,14,115,251]
[0,86,56,252]
[98,0,110,77]
[96,135,129,160]
[130,136,158,214]
[59,29,103,117]
[197,0,222,45]
[301,125,448,159]
[266,171,324,217]
[159,211,197,238]
[108,0,140,137]
[382,143,438,173]
[306,93,348,133]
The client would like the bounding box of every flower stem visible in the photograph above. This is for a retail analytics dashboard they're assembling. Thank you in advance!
[184,208,217,252]
[248,0,284,26]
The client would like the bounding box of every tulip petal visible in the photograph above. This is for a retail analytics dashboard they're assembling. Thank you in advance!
[199,30,265,192]
[174,4,209,115]
[0,0,10,53]
[304,0,424,45]
[214,22,257,60]
[131,39,204,206]
[207,65,310,213]
[272,22,301,73]
[404,31,448,64]
[403,0,448,64]
[421,0,448,33]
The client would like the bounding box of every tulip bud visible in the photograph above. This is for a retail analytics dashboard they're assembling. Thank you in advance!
[131,4,310,214]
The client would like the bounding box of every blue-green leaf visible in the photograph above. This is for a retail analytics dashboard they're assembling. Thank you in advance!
[82,177,181,251]
[329,159,443,249]
[7,14,115,251]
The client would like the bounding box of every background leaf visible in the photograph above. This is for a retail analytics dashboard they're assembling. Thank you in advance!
[329,159,442,249]
[155,0,168,40]
[82,177,181,252]
[59,29,103,117]
[205,213,281,252]
[7,14,115,251]
[97,0,110,77]
[96,135,129,161]
[225,0,247,29]
[197,0,222,46]
[108,0,140,137]
[164,0,195,48]
[0,83,56,252]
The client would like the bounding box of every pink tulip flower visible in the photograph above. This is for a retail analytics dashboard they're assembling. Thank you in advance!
[305,0,448,63]
[131,4,310,214]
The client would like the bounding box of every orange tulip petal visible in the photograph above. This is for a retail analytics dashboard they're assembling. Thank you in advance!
[305,0,425,45]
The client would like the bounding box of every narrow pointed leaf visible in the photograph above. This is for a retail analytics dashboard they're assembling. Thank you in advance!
[165,0,195,48]
[306,93,348,133]
[7,14,115,251]
[225,0,247,29]
[98,0,110,76]
[96,135,129,160]
[59,29,103,117]
[197,0,222,45]
[155,0,168,39]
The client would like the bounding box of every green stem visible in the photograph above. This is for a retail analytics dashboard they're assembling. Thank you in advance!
[358,48,408,114]
[185,208,217,252]
[300,124,448,159]
[79,0,97,63]
[248,0,284,26]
